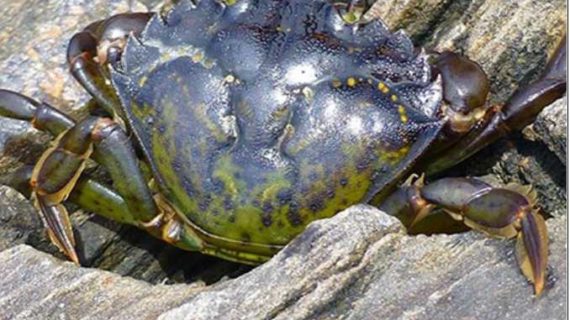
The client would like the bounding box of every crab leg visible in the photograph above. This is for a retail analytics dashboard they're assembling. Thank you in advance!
[0,90,161,262]
[34,116,160,262]
[0,90,74,135]
[2,164,206,254]
[2,164,141,226]
[423,36,567,174]
[380,176,548,295]
[67,13,152,117]
[0,90,157,218]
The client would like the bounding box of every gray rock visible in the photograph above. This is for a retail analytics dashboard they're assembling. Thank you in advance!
[161,205,406,320]
[1,205,565,319]
[0,245,204,320]
[533,96,567,165]
[162,205,567,320]
[0,186,42,252]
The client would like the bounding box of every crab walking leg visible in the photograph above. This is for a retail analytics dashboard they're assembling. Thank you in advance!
[30,118,97,263]
[0,165,138,224]
[0,90,179,260]
[0,90,74,135]
[67,34,121,117]
[0,90,155,220]
[1,164,206,255]
[67,13,152,117]
[30,116,160,263]
[424,37,567,174]
[380,177,548,295]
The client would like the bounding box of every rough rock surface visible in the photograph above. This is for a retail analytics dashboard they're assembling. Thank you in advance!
[0,205,566,319]
[533,96,567,165]
[0,0,566,319]
[162,205,567,320]
[0,245,204,320]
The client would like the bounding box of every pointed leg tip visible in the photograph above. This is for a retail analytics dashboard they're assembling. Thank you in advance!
[36,197,81,265]
[519,211,549,296]
[66,248,81,266]
[534,277,545,296]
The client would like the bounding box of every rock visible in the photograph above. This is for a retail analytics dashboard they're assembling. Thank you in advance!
[162,205,406,320]
[1,205,565,319]
[0,0,147,150]
[0,186,42,252]
[162,206,567,320]
[0,245,205,319]
[533,96,567,165]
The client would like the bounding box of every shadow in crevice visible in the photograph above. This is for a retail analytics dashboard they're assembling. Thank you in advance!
[73,215,253,286]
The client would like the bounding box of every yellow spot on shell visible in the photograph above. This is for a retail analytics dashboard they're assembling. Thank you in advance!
[224,74,236,83]
[203,59,215,69]
[398,105,408,123]
[192,51,204,63]
[138,75,148,87]
[378,82,389,94]
[391,95,398,102]
[332,79,342,88]
[347,77,357,87]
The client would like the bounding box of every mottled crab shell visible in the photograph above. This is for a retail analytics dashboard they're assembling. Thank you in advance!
[111,0,444,257]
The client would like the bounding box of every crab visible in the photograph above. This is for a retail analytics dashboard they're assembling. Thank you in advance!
[0,0,565,295]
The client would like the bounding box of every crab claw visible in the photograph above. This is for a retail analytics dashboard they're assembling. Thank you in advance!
[516,210,548,295]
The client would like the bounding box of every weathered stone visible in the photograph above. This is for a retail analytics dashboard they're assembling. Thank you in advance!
[2,205,564,319]
[533,96,567,165]
[162,205,406,320]
[161,205,566,320]
[0,245,205,319]
[0,186,42,252]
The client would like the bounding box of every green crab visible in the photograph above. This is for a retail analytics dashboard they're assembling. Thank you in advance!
[0,0,565,295]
